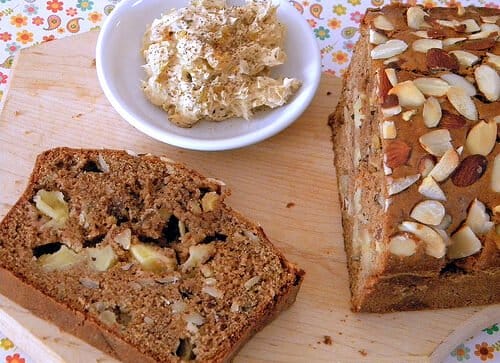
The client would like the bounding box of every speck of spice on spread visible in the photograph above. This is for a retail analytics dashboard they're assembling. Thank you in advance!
[142,0,301,127]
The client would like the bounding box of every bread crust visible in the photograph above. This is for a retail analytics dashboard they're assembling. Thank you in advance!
[330,4,500,313]
[0,147,304,362]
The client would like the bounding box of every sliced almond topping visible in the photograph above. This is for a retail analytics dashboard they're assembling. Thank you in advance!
[465,120,497,156]
[434,228,451,246]
[402,109,418,121]
[436,19,459,29]
[412,39,442,53]
[492,154,500,193]
[407,6,428,30]
[440,110,466,129]
[383,162,392,176]
[456,4,465,16]
[442,37,467,47]
[382,120,397,139]
[436,214,452,231]
[384,68,398,87]
[387,174,420,196]
[465,199,494,236]
[426,48,459,72]
[371,39,408,59]
[460,19,480,33]
[419,129,452,157]
[486,52,500,70]
[385,140,411,168]
[468,23,500,40]
[381,104,402,117]
[412,30,431,38]
[423,96,442,128]
[398,221,445,258]
[474,64,500,102]
[388,233,417,257]
[481,15,499,24]
[429,147,460,182]
[388,80,425,107]
[418,155,437,177]
[413,77,450,97]
[451,154,488,187]
[418,175,446,201]
[373,15,394,31]
[410,200,445,225]
[369,29,389,45]
[447,225,482,260]
[449,50,480,67]
[441,73,476,97]
[446,86,478,121]
[383,56,400,65]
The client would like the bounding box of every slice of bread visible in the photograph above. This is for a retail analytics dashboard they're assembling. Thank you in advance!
[0,148,304,362]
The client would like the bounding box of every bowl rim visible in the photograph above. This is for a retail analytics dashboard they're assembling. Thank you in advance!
[96,0,321,151]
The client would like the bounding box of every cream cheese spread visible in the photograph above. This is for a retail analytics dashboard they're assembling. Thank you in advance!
[142,0,302,127]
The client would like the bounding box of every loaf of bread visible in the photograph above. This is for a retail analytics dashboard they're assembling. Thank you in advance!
[330,4,499,312]
[0,148,304,362]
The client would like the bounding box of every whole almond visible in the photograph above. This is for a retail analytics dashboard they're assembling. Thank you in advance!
[451,154,488,187]
[385,140,412,168]
[426,48,459,72]
[439,110,466,129]
[462,38,495,51]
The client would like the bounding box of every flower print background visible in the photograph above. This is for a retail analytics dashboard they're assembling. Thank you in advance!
[0,0,496,107]
[0,0,498,361]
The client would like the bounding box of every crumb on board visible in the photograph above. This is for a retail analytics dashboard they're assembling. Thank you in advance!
[91,58,96,67]
[14,111,21,116]
[326,91,332,96]
[24,130,32,135]
[323,335,333,345]
[72,113,84,119]
[359,349,368,356]
[286,202,295,208]
[338,332,343,335]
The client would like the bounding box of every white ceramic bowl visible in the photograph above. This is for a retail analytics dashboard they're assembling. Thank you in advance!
[96,0,321,151]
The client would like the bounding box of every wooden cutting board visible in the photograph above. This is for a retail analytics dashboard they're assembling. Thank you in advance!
[0,30,496,363]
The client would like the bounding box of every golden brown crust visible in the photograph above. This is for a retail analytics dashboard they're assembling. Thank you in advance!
[330,4,500,313]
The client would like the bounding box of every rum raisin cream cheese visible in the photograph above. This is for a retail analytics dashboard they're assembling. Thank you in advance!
[142,0,301,127]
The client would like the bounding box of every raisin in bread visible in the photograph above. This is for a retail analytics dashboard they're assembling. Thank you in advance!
[329,4,499,313]
[0,148,304,362]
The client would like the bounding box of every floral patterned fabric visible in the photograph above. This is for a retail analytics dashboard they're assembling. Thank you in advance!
[446,324,500,362]
[0,0,498,361]
[0,0,497,108]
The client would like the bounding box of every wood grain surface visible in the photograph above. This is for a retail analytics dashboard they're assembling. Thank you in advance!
[0,30,496,363]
